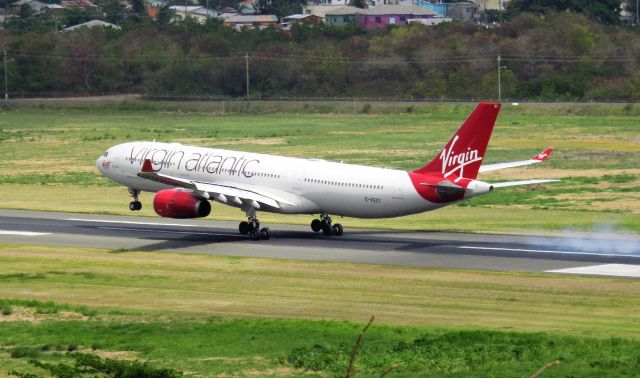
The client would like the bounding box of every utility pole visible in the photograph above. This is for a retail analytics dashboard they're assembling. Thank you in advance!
[245,52,249,100]
[4,49,8,101]
[636,0,639,24]
[497,55,507,103]
[497,54,501,103]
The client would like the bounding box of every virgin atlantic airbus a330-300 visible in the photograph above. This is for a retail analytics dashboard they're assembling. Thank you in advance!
[96,102,557,241]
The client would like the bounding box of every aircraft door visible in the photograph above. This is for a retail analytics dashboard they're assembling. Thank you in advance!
[392,183,403,200]
[292,168,304,191]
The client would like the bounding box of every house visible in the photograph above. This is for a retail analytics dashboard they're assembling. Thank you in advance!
[11,0,32,14]
[325,5,437,28]
[63,19,121,31]
[60,0,99,10]
[444,2,479,22]
[168,5,217,23]
[223,14,278,30]
[284,13,322,24]
[472,0,509,12]
[237,0,257,15]
[10,0,64,15]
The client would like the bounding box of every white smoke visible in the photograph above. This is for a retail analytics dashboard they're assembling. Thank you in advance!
[527,223,640,255]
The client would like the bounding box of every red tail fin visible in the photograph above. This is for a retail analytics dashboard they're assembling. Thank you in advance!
[413,102,501,179]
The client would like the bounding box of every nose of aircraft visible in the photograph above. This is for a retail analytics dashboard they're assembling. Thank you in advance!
[96,153,110,174]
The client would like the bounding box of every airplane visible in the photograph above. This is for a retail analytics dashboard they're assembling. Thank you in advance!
[96,102,557,241]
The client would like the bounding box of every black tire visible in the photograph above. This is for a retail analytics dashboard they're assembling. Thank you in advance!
[250,230,261,241]
[260,227,271,240]
[129,202,136,211]
[311,219,322,232]
[333,223,343,236]
[239,221,249,235]
[322,225,332,236]
[134,201,142,211]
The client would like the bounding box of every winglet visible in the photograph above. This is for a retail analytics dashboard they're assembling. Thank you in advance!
[532,148,554,161]
[141,159,154,173]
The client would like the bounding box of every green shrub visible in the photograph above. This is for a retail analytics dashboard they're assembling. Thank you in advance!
[10,347,41,359]
[1,305,12,315]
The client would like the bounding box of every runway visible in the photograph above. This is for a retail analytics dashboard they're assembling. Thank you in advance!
[1,209,639,278]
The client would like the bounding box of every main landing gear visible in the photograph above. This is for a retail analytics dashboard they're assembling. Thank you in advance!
[238,217,271,241]
[128,188,142,211]
[311,214,343,236]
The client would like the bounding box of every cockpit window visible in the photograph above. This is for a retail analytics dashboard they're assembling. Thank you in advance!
[103,151,109,157]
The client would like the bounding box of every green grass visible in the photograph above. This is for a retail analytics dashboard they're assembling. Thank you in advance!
[3,315,640,377]
[0,102,638,234]
[1,243,640,376]
[1,243,640,337]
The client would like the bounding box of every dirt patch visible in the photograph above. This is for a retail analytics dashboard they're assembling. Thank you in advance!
[0,306,37,322]
[326,149,415,156]
[177,137,287,146]
[240,367,308,376]
[0,306,90,323]
[92,350,138,360]
[216,366,309,377]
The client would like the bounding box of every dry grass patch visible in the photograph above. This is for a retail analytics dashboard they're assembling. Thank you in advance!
[0,306,89,323]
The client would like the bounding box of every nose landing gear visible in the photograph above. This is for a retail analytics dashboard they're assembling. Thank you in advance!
[311,214,343,236]
[128,188,142,211]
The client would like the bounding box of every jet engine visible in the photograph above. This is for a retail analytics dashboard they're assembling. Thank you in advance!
[153,189,211,219]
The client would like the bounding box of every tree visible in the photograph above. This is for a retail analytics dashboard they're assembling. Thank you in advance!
[156,5,174,26]
[255,0,305,18]
[19,3,33,19]
[506,0,621,25]
[348,0,368,9]
[205,0,239,11]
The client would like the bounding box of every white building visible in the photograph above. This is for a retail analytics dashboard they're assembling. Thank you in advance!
[168,5,217,23]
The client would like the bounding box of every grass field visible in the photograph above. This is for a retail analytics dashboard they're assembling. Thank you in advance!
[0,101,638,234]
[1,243,640,376]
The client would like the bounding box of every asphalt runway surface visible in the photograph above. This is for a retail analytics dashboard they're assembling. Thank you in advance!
[1,209,639,278]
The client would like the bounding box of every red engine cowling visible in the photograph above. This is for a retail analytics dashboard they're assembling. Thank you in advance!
[153,189,211,219]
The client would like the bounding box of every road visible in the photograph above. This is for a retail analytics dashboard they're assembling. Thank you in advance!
[1,209,639,278]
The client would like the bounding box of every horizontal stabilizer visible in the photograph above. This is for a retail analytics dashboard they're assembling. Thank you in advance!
[492,179,560,188]
[479,148,554,173]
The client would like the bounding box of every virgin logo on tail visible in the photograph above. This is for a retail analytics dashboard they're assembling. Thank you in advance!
[440,135,482,179]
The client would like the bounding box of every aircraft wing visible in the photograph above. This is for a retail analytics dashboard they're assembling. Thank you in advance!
[479,148,554,173]
[137,159,293,210]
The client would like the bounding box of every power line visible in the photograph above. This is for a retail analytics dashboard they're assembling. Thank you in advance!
[3,51,637,64]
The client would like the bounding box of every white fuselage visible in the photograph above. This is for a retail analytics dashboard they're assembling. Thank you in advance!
[97,141,451,218]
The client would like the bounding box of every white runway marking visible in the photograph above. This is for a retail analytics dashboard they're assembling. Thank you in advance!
[0,230,51,236]
[546,264,640,278]
[458,246,639,258]
[67,218,198,228]
[98,226,243,237]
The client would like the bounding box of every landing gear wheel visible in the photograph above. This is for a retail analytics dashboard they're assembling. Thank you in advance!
[332,223,343,236]
[128,189,142,211]
[244,216,269,241]
[311,219,322,232]
[322,225,332,236]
